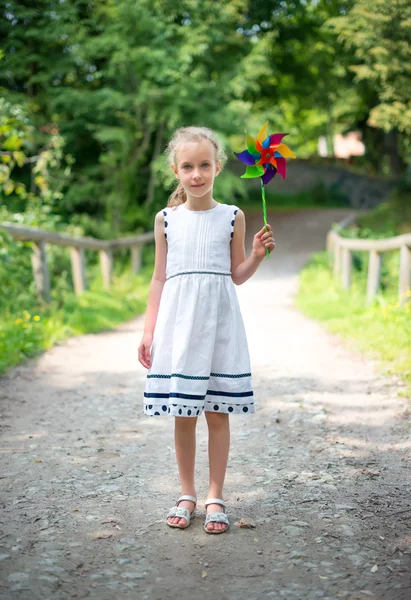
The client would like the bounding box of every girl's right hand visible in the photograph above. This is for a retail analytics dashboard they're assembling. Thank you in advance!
[138,332,153,369]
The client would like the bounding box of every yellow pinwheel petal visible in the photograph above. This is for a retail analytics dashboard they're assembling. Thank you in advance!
[257,121,268,145]
[277,143,296,159]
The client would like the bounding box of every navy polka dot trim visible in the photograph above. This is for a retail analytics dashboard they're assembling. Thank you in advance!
[163,210,168,240]
[144,401,254,417]
[230,206,239,242]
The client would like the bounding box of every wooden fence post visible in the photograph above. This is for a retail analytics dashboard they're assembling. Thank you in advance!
[70,247,87,294]
[341,248,352,289]
[31,241,51,303]
[326,230,336,254]
[99,249,113,290]
[131,246,142,274]
[333,242,341,278]
[366,250,382,303]
[399,244,411,302]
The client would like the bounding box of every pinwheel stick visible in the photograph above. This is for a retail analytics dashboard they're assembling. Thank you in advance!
[260,180,270,258]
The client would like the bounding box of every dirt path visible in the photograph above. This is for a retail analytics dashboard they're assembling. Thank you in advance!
[1,209,410,600]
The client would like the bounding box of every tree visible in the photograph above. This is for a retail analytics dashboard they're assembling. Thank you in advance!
[329,0,411,173]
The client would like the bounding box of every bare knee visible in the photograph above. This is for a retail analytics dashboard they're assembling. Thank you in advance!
[205,411,229,430]
[175,416,198,430]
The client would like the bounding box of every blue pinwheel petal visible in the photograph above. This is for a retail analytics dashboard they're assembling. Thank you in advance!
[234,149,260,166]
[262,136,271,149]
[274,151,282,157]
[261,165,277,186]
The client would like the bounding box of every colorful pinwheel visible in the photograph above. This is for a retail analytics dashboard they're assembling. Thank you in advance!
[235,121,296,256]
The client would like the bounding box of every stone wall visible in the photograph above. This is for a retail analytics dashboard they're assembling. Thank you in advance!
[230,159,394,208]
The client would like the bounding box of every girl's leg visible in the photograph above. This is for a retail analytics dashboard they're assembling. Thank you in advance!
[204,412,230,532]
[168,416,198,526]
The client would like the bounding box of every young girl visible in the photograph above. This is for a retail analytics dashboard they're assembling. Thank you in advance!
[138,126,275,534]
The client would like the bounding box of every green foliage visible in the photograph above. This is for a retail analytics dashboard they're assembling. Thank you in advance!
[329,0,411,136]
[0,265,151,375]
[2,0,409,238]
[0,99,73,221]
[297,251,411,391]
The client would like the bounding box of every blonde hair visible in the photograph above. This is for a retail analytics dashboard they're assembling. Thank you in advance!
[166,126,227,207]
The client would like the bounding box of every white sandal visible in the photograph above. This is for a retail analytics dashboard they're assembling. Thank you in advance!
[166,495,197,529]
[204,498,229,534]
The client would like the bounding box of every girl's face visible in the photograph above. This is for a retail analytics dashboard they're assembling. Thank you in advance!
[172,140,221,198]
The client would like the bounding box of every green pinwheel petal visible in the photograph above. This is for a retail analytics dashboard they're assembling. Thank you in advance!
[241,165,265,178]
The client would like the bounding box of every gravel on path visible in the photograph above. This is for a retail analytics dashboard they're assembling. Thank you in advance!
[0,208,410,600]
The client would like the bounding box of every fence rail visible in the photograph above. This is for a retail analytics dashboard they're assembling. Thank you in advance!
[0,223,154,302]
[326,217,411,303]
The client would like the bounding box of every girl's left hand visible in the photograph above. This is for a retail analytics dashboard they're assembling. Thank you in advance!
[253,224,275,258]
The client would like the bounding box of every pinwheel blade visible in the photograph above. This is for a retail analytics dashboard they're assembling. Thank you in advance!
[261,166,277,186]
[257,121,269,145]
[246,132,258,154]
[262,136,271,149]
[276,143,296,159]
[275,157,287,179]
[269,133,288,147]
[241,165,265,179]
[234,149,260,166]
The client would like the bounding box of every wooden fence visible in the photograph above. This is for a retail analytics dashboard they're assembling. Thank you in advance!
[326,216,411,303]
[0,223,154,302]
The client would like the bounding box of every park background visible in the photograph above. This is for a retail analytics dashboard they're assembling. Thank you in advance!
[0,0,410,390]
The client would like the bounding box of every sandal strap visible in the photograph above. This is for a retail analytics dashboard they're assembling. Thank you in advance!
[168,506,191,520]
[177,495,197,505]
[204,513,229,525]
[205,498,226,509]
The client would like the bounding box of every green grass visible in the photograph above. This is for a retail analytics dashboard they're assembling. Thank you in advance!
[296,252,411,396]
[297,181,411,396]
[0,267,151,375]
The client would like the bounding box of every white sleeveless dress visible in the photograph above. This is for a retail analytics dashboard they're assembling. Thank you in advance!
[144,202,254,418]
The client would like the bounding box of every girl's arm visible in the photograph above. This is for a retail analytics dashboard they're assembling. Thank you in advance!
[138,211,167,368]
[230,210,275,285]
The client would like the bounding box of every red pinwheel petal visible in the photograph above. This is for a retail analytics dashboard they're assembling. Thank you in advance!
[275,157,287,178]
[234,149,260,166]
[261,166,277,186]
[255,139,263,152]
[269,133,288,147]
